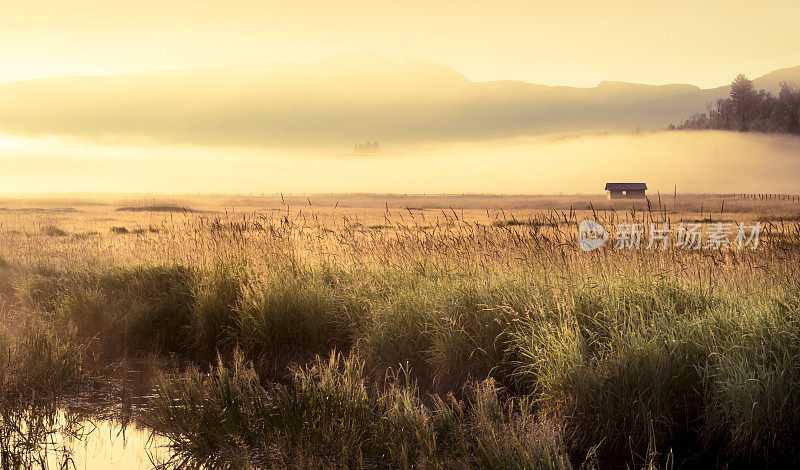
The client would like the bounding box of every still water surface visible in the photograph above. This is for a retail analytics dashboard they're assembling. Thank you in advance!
[1,362,177,469]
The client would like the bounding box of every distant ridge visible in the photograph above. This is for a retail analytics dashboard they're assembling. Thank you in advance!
[0,54,798,147]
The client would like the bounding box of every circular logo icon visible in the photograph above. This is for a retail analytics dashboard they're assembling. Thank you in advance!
[578,219,608,251]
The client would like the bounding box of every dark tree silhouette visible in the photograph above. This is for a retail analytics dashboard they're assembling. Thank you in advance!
[673,75,800,135]
[730,74,758,130]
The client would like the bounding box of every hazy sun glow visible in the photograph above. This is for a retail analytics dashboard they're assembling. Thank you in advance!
[1,1,799,195]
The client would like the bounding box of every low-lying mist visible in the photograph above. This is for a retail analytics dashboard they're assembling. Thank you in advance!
[1,130,798,195]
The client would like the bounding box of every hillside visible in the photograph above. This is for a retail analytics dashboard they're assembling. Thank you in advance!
[0,54,798,147]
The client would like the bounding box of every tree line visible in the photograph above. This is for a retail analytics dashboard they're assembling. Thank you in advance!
[670,75,800,134]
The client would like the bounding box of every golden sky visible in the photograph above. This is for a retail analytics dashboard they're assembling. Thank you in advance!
[1,0,798,88]
[2,0,799,195]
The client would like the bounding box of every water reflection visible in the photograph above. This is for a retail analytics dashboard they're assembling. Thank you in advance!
[0,404,171,469]
[54,412,171,469]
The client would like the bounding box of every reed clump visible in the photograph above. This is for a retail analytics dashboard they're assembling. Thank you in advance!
[147,350,574,469]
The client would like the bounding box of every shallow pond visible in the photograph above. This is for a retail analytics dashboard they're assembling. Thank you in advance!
[0,408,172,469]
[1,361,178,469]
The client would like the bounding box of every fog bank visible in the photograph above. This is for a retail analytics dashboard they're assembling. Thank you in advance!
[1,131,798,195]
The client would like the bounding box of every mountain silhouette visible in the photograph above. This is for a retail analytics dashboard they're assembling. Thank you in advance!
[0,53,797,147]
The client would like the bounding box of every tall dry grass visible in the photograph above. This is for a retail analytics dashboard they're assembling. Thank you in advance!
[0,196,798,467]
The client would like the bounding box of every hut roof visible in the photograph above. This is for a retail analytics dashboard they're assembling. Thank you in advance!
[605,182,647,191]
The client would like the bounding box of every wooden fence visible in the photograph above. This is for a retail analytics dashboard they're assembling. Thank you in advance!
[727,193,800,202]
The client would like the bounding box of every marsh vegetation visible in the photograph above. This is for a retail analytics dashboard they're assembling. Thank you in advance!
[0,194,799,468]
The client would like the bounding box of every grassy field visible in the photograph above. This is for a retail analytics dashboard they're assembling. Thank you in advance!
[1,193,799,468]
